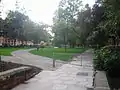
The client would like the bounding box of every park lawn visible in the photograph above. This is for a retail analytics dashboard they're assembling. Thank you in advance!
[0,48,26,56]
[30,48,87,61]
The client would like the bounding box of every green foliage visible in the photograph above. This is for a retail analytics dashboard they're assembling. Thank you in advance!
[97,0,120,45]
[1,10,50,45]
[53,0,92,47]
[94,46,110,70]
[103,46,120,76]
[86,1,105,47]
[87,30,108,48]
[86,0,120,47]
[90,0,120,78]
[94,46,120,77]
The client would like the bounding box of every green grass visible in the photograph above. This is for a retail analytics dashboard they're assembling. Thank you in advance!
[30,48,87,61]
[0,48,26,56]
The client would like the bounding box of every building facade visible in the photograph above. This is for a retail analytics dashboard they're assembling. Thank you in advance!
[0,36,33,46]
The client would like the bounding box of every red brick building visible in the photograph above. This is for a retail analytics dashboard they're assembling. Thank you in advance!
[0,36,33,46]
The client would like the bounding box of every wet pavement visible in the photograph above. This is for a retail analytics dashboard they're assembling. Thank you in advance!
[11,50,94,90]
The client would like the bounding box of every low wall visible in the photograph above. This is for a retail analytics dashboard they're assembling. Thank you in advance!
[0,66,34,90]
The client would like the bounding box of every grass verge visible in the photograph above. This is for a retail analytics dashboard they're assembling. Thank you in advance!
[30,48,87,61]
[0,47,26,56]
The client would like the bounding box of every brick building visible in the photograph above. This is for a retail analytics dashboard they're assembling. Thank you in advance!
[0,36,33,46]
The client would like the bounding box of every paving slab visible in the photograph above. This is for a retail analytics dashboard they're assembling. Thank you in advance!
[2,49,66,70]
[12,50,94,90]
[94,71,110,90]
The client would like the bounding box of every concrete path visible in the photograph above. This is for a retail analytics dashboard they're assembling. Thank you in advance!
[94,71,110,90]
[2,49,66,70]
[12,50,94,90]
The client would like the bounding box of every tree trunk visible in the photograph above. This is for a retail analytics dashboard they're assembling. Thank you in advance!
[70,43,72,48]
[72,43,75,48]
[116,37,119,46]
[21,40,24,46]
[13,39,16,46]
[64,34,67,52]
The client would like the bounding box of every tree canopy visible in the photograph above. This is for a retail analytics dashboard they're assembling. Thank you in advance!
[53,0,120,48]
[52,0,92,47]
[0,10,51,45]
[1,0,120,48]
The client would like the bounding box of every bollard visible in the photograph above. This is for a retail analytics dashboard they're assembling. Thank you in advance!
[53,59,55,68]
[81,55,82,66]
[53,52,55,68]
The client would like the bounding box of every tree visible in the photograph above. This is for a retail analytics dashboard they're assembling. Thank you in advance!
[59,0,82,38]
[1,10,51,46]
[53,0,83,49]
[4,11,28,45]
[52,18,68,48]
[21,20,50,44]
[88,0,120,47]
[100,0,120,45]
[86,1,107,47]
[53,0,98,48]
[75,4,92,45]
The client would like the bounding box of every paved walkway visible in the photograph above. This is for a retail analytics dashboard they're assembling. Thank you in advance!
[94,71,110,90]
[2,49,66,70]
[12,50,94,90]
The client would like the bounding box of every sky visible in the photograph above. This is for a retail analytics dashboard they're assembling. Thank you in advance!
[0,0,95,25]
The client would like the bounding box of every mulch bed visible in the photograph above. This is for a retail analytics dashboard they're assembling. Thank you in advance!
[0,61,42,90]
[0,61,42,73]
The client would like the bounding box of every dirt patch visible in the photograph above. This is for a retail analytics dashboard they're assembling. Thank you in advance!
[0,61,42,73]
[0,61,42,90]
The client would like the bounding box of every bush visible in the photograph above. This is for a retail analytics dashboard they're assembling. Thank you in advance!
[94,49,104,70]
[94,46,120,77]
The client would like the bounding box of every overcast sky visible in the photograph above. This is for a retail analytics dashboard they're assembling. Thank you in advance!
[0,0,95,25]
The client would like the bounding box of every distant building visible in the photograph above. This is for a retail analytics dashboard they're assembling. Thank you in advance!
[0,36,33,46]
[0,36,4,46]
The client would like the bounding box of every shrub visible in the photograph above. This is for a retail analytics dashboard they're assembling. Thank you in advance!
[93,48,109,70]
[94,46,120,77]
